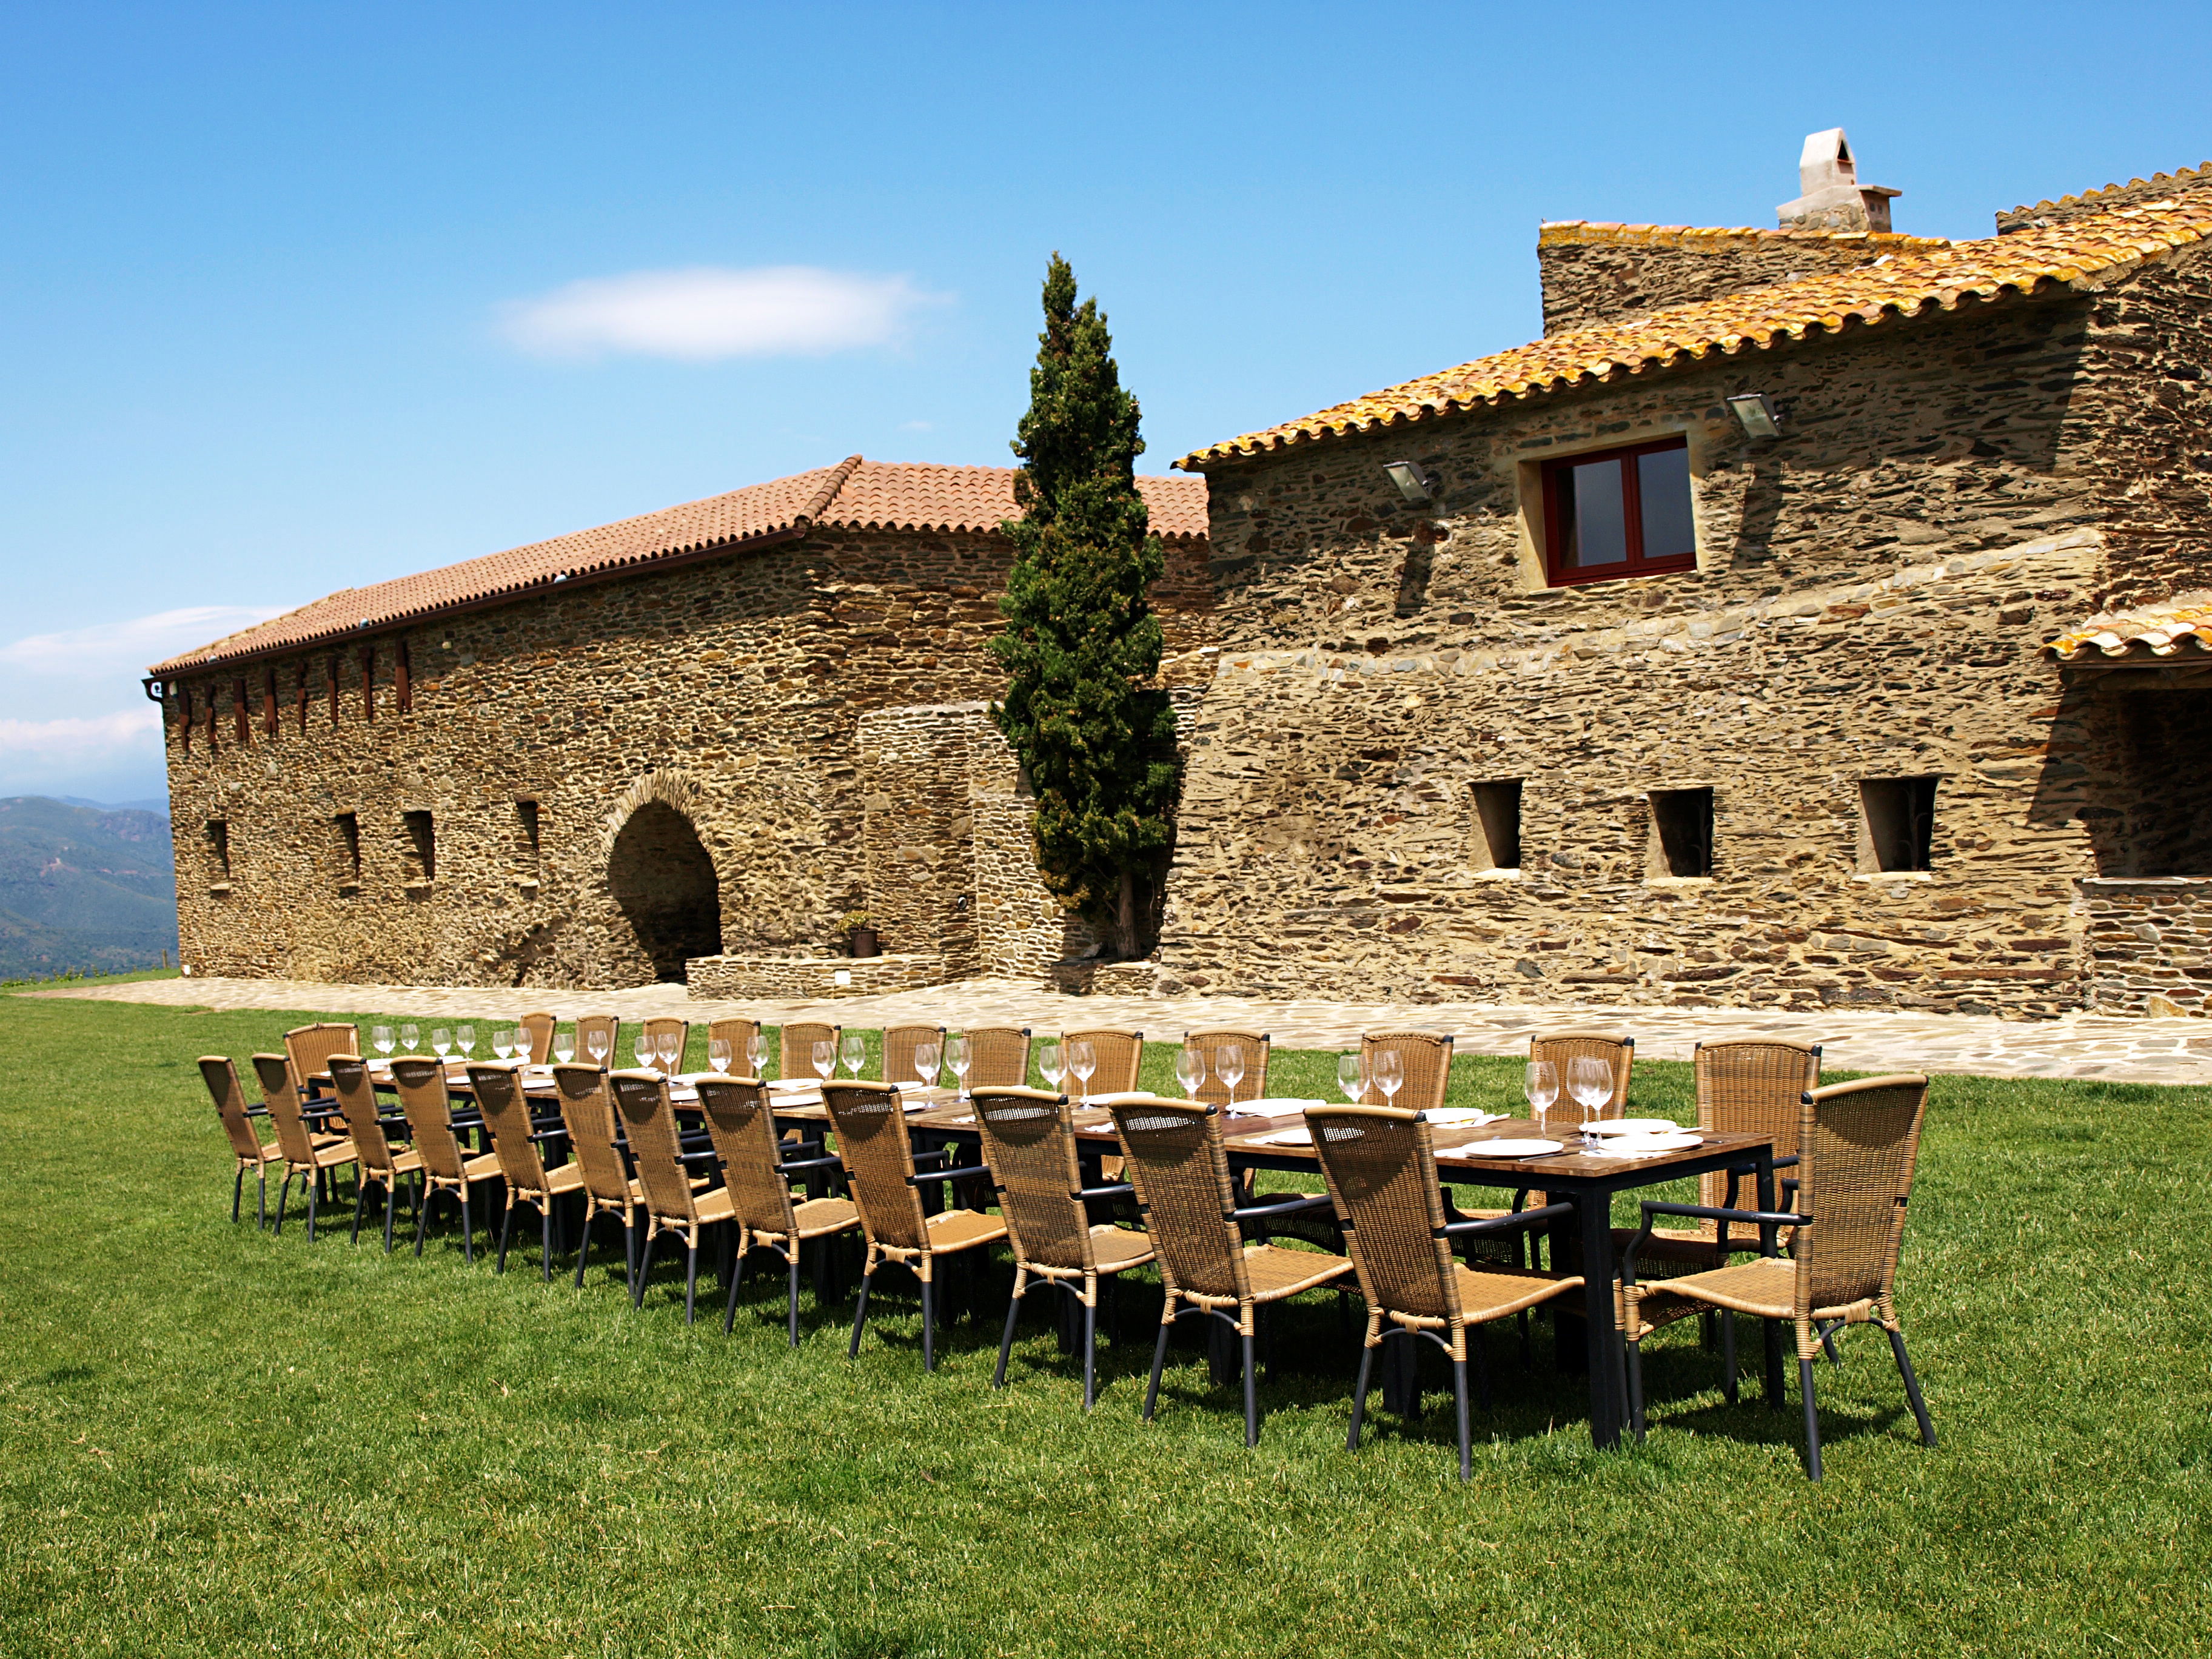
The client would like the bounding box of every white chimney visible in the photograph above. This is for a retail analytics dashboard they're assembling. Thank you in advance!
[1777,128,1900,233]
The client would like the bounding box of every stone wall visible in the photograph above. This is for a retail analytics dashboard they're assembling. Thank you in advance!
[166,523,1205,988]
[2077,877,2212,1013]
[1536,223,1952,337]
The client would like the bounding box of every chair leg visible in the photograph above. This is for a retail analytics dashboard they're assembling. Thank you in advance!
[1348,1342,1376,1450]
[350,1178,367,1245]
[460,1187,474,1264]
[1082,1295,1098,1412]
[993,1281,1024,1389]
[1241,1330,1260,1447]
[1144,1315,1173,1421]
[384,1179,401,1253]
[1451,1357,1472,1481]
[922,1276,936,1373]
[541,1205,554,1282]
[684,1241,700,1326]
[1888,1326,1937,1447]
[415,1186,432,1256]
[786,1255,800,1347]
[256,1169,268,1228]
[1720,1309,1738,1404]
[849,1271,874,1358]
[1799,1356,1824,1481]
[1820,1320,1844,1367]
[497,1200,514,1273]
[623,1220,638,1299]
[725,1240,749,1336]
[273,1171,292,1235]
[232,1165,245,1223]
[305,1171,321,1242]
[1627,1337,1647,1441]
[574,1208,596,1289]
[633,1233,655,1309]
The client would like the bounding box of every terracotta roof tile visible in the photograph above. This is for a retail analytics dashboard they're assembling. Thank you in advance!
[2046,599,2212,662]
[150,459,1207,675]
[1535,221,1952,255]
[1178,193,2212,469]
[2002,162,2212,223]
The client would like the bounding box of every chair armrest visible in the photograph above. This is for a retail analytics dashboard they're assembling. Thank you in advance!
[906,1164,988,1187]
[1075,1182,1135,1202]
[243,1105,270,1118]
[1439,1200,1573,1237]
[679,1148,719,1164]
[1623,1199,1807,1282]
[911,1147,957,1167]
[528,1129,568,1145]
[1231,1192,1333,1222]
[775,1153,843,1175]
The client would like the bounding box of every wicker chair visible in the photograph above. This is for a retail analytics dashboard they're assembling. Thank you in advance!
[637,1016,691,1070]
[553,1062,643,1292]
[201,1056,282,1225]
[696,1074,857,1343]
[1108,1097,1355,1445]
[1183,1030,1270,1109]
[252,1053,358,1240]
[972,1086,1156,1409]
[517,1012,557,1065]
[323,1054,418,1251]
[1308,1106,1584,1479]
[823,1079,1006,1371]
[708,1018,760,1070]
[1529,1031,1634,1118]
[610,1070,728,1323]
[1361,1031,1455,1111]
[574,1013,622,1068]
[468,1061,583,1278]
[283,1021,360,1129]
[1062,1029,1144,1100]
[780,1022,842,1082]
[1622,1074,1938,1480]
[390,1056,504,1263]
[883,1025,945,1088]
[964,1027,1031,1090]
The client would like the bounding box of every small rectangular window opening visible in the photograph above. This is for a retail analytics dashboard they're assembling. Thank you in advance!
[1860,777,1937,873]
[334,813,361,886]
[1471,780,1522,871]
[1541,437,1697,588]
[517,798,541,862]
[402,811,435,884]
[1649,788,1714,878]
[205,820,231,880]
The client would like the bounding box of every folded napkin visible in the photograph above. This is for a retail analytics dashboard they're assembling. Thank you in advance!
[1244,1126,1313,1147]
[765,1078,817,1093]
[1426,1107,1507,1127]
[1079,1090,1151,1108]
[1230,1097,1327,1116]
[1584,1133,1701,1159]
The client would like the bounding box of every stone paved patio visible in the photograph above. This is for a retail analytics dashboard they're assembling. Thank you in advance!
[26,974,2212,1085]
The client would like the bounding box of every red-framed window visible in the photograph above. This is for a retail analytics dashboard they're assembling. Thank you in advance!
[1541,437,1697,587]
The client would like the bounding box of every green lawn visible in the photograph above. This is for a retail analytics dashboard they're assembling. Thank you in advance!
[2,993,2207,1656]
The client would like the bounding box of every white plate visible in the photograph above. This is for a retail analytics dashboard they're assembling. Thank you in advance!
[1245,1126,1313,1147]
[1454,1138,1564,1159]
[1589,1133,1703,1158]
[765,1078,817,1093]
[1233,1097,1327,1115]
[1587,1118,1685,1136]
[1081,1090,1152,1108]
[893,1079,930,1091]
[1426,1108,1505,1126]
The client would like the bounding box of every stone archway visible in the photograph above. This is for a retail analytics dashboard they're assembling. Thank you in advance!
[604,773,723,981]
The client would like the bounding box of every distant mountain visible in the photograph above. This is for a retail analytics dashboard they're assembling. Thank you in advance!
[55,794,167,813]
[0,796,176,980]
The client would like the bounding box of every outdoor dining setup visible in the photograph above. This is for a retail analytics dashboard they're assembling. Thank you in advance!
[200,1014,1937,1481]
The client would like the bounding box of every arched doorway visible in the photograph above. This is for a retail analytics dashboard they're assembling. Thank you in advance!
[608,802,723,981]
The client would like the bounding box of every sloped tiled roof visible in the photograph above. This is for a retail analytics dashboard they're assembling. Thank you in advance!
[1178,193,2212,468]
[150,460,1208,675]
[1999,163,2212,230]
[2046,599,2212,662]
[1537,221,1953,255]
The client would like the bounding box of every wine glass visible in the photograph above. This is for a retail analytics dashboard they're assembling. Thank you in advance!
[431,1027,452,1060]
[1524,1061,1559,1137]
[656,1031,682,1076]
[1037,1038,1064,1093]
[943,1033,971,1100]
[812,1040,836,1085]
[455,1025,477,1063]
[913,1039,941,1089]
[552,1030,574,1065]
[635,1035,658,1072]
[399,1023,420,1056]
[490,1028,512,1062]
[1067,1039,1096,1105]
[1175,1045,1205,1101]
[708,1038,731,1073]
[1216,1043,1245,1108]
[1372,1048,1404,1107]
[746,1033,768,1077]
[840,1033,866,1078]
[1568,1056,1612,1148]
[371,1025,395,1059]
[1336,1054,1364,1104]
[586,1030,609,1068]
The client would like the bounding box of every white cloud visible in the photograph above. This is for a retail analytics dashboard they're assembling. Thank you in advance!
[0,605,290,680]
[0,707,163,768]
[899,420,934,432]
[499,266,947,361]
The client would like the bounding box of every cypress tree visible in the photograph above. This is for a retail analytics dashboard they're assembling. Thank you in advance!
[991,255,1179,960]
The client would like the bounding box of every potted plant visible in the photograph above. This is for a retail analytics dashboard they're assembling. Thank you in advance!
[841,910,879,959]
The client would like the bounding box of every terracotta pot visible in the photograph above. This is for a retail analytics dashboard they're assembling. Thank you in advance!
[850,927,880,959]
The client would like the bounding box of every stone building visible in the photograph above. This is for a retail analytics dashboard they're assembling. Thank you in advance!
[1159,141,2212,1018]
[149,458,1211,992]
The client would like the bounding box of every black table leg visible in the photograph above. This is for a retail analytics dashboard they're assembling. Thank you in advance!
[1578,1187,1626,1450]
[1551,1204,1586,1374]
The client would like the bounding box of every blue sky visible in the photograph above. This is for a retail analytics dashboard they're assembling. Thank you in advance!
[4,0,2210,805]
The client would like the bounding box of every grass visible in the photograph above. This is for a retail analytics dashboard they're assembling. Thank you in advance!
[1,992,2207,1656]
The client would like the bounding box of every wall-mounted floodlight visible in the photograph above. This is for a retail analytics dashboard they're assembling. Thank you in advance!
[1728,392,1782,440]
[1383,461,1438,504]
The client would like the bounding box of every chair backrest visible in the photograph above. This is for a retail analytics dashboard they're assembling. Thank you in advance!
[972,1087,1093,1273]
[1797,1074,1930,1318]
[1695,1039,1822,1222]
[390,1056,466,1181]
[780,1022,842,1080]
[552,1064,632,1207]
[1064,1029,1144,1094]
[1108,1098,1250,1305]
[707,1019,760,1069]
[821,1080,928,1254]
[965,1026,1031,1089]
[1307,1106,1460,1325]
[1361,1031,1455,1113]
[1529,1031,1633,1117]
[201,1056,264,1159]
[610,1070,697,1226]
[696,1074,799,1236]
[574,1014,622,1067]
[883,1024,945,1088]
[283,1022,359,1101]
[321,1053,396,1175]
[638,1017,690,1068]
[254,1051,326,1164]
[518,1013,556,1065]
[468,1062,547,1191]
[1182,1030,1270,1108]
